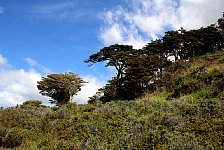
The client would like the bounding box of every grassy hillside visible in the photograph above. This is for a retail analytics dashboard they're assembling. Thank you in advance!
[0,51,224,150]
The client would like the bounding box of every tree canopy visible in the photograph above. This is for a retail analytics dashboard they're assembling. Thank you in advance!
[37,73,86,105]
[85,44,136,79]
[86,15,224,103]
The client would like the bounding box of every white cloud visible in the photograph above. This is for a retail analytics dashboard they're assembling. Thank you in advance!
[0,92,24,107]
[100,23,123,44]
[178,0,224,29]
[0,69,50,107]
[25,57,51,74]
[99,0,224,49]
[75,75,106,104]
[31,2,75,15]
[0,55,8,66]
[0,55,105,107]
[29,2,81,21]
[0,56,50,107]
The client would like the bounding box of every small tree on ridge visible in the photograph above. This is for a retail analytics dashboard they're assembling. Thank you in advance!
[37,73,86,105]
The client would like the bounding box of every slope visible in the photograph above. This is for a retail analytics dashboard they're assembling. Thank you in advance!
[0,51,224,149]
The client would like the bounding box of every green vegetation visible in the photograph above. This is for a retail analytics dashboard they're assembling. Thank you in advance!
[1,15,224,150]
[1,51,224,149]
[86,16,223,103]
[37,73,86,105]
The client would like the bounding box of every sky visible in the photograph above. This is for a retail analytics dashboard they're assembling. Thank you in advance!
[0,0,223,107]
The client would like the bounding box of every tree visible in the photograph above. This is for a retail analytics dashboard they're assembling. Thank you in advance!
[217,13,224,39]
[123,54,168,99]
[143,39,171,75]
[86,44,168,102]
[217,15,224,49]
[143,39,164,58]
[37,73,86,105]
[85,44,138,101]
[86,15,224,104]
[85,44,136,79]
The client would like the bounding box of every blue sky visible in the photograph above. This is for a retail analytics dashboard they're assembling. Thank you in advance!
[0,0,119,74]
[0,0,223,107]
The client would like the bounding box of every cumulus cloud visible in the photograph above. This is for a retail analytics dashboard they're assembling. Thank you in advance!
[0,55,50,107]
[75,75,106,104]
[0,69,50,107]
[0,55,105,107]
[178,0,223,29]
[99,0,224,49]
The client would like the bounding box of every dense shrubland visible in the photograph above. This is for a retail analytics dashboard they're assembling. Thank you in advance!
[0,16,224,149]
[1,51,224,149]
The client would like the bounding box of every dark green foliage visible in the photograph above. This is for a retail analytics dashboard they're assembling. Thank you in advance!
[86,44,169,101]
[2,15,224,150]
[85,44,135,79]
[124,55,165,98]
[2,51,224,149]
[86,44,142,101]
[37,73,86,105]
[97,55,166,102]
[98,78,121,102]
[86,16,224,103]
[161,25,223,60]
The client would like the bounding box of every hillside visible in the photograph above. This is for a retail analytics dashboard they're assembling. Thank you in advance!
[0,51,224,149]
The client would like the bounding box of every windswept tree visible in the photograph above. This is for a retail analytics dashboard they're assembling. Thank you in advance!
[86,44,167,101]
[85,44,139,101]
[37,73,86,105]
[85,44,136,79]
[124,55,166,96]
[87,14,224,104]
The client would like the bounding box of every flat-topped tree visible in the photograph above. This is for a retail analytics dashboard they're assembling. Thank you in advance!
[37,73,86,106]
[85,44,140,101]
[85,44,136,79]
